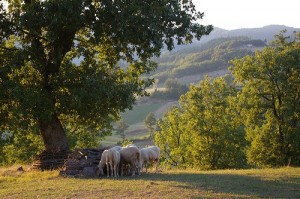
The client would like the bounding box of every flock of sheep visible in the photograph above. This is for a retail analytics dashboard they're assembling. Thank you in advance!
[96,144,160,177]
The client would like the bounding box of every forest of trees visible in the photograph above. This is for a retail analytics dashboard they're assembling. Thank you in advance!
[155,32,300,169]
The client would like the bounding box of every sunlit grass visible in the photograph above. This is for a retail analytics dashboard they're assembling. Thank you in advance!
[1,166,299,198]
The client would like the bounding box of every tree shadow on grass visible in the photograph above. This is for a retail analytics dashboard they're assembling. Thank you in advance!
[124,172,300,198]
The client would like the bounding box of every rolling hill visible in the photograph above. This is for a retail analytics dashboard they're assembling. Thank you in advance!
[151,25,299,86]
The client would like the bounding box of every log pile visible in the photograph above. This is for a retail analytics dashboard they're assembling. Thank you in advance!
[30,150,69,171]
[30,148,108,177]
[60,148,107,177]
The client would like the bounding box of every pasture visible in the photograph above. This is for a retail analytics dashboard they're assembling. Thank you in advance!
[0,166,299,198]
[121,101,164,125]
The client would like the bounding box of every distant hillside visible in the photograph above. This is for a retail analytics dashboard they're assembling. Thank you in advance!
[193,25,300,45]
[150,25,300,86]
[151,36,266,85]
[207,25,300,42]
[164,25,299,53]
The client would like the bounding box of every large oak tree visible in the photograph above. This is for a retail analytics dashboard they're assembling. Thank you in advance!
[0,0,212,153]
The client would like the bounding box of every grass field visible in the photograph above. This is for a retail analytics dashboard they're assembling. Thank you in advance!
[121,102,164,125]
[0,166,299,198]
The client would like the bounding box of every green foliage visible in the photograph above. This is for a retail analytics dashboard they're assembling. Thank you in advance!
[155,107,188,167]
[0,129,44,165]
[230,31,300,167]
[155,76,247,169]
[66,128,106,149]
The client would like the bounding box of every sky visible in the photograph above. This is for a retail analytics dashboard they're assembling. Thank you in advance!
[2,1,299,30]
[194,0,300,30]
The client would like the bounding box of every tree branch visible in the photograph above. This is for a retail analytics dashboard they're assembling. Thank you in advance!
[261,94,272,102]
[163,148,178,166]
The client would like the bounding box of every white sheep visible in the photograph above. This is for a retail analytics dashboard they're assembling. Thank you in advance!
[145,146,160,173]
[119,146,141,176]
[97,149,108,176]
[140,148,158,173]
[106,148,120,177]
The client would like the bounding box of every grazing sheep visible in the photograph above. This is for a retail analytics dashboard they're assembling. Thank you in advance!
[119,146,141,176]
[145,146,160,173]
[106,148,120,177]
[140,148,158,173]
[97,149,108,176]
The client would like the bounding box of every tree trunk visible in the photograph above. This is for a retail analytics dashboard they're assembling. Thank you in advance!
[39,115,69,153]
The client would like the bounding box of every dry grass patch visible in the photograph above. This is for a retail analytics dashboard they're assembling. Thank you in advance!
[0,166,299,198]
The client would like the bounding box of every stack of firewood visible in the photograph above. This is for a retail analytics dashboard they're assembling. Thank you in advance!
[30,150,69,171]
[61,148,106,176]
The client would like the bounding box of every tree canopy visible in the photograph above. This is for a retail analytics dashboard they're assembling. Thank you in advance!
[155,76,247,169]
[0,0,212,158]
